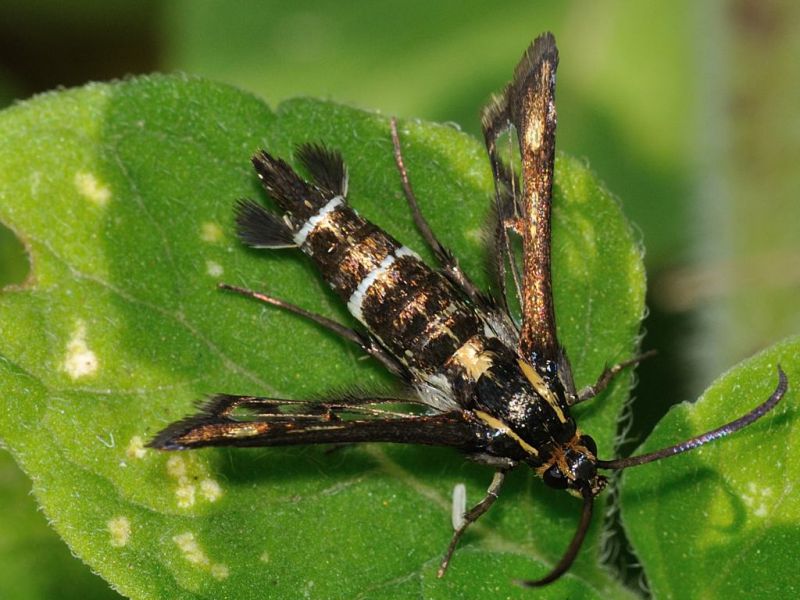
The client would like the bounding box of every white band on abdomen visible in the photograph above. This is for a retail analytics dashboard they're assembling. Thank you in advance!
[292,196,344,246]
[346,245,416,324]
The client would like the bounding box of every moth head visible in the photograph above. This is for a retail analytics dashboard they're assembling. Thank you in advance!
[537,433,608,497]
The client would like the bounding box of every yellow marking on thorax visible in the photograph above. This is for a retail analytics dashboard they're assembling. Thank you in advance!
[451,338,494,380]
[517,359,568,424]
[475,410,538,457]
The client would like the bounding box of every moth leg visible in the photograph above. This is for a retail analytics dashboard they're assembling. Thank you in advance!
[570,350,657,406]
[218,283,408,378]
[389,118,486,304]
[437,468,509,578]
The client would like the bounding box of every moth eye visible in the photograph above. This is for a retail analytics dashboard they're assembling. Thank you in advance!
[542,465,568,490]
[579,435,598,456]
[574,457,597,483]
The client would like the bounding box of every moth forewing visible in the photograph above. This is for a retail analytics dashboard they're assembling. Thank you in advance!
[482,33,561,369]
[512,35,561,368]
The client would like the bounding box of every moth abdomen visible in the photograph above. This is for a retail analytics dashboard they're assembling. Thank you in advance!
[246,146,485,378]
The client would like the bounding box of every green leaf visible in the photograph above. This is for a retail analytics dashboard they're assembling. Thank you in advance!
[0,450,121,599]
[620,336,800,599]
[0,75,643,598]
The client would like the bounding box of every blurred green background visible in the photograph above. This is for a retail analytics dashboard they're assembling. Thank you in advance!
[0,1,797,598]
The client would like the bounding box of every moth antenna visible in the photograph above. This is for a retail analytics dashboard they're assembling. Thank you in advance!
[234,199,296,248]
[295,143,349,197]
[516,490,594,587]
[597,366,788,470]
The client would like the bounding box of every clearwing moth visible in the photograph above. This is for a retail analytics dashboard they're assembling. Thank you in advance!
[149,32,788,586]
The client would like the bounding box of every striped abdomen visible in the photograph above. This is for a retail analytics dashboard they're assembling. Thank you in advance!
[238,145,483,379]
[297,198,482,374]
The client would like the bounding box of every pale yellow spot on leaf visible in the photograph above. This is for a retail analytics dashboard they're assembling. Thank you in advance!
[200,222,223,243]
[74,171,111,206]
[210,563,230,580]
[205,260,224,278]
[166,455,195,507]
[63,321,98,379]
[166,454,219,508]
[126,436,147,460]
[166,454,187,478]
[173,532,229,579]
[107,516,131,547]
[200,478,223,502]
[259,551,270,563]
[741,482,773,519]
[173,532,209,566]
[175,483,196,508]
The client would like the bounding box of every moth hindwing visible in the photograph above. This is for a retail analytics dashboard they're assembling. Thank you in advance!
[150,32,788,587]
